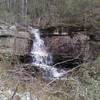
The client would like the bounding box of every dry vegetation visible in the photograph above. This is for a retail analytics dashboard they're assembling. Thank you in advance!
[0,55,100,100]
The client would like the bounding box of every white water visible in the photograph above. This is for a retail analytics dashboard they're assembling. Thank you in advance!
[30,27,65,78]
[30,28,53,66]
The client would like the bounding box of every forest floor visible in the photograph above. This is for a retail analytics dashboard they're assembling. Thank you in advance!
[0,56,100,100]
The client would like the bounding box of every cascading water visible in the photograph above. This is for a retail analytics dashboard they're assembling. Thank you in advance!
[31,28,53,67]
[29,27,65,79]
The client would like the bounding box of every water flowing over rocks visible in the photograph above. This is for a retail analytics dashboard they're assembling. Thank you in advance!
[0,23,100,66]
[29,27,66,79]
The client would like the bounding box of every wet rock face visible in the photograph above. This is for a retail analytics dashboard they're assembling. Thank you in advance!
[44,33,90,67]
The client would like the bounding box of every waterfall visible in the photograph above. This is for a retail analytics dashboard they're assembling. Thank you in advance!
[29,27,65,79]
[30,28,53,67]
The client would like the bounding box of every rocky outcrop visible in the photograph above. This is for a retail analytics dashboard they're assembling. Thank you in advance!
[44,32,90,66]
[0,24,32,56]
[0,24,100,66]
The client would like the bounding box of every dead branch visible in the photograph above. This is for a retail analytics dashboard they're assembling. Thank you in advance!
[10,82,19,100]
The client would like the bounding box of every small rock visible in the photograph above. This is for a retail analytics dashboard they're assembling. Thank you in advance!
[14,95,21,100]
